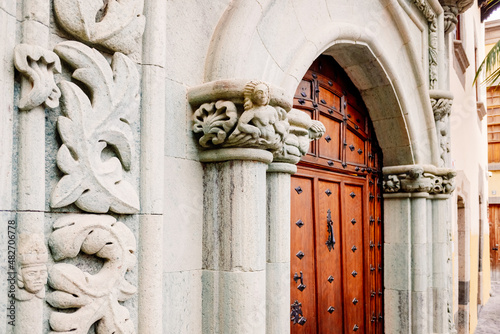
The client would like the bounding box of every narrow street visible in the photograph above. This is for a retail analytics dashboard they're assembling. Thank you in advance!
[475,282,500,333]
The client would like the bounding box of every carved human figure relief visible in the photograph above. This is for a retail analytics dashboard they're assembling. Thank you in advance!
[274,108,325,163]
[431,97,453,167]
[15,234,48,301]
[53,0,145,55]
[50,41,140,214]
[47,214,137,334]
[225,80,289,151]
[14,44,62,111]
[383,167,456,194]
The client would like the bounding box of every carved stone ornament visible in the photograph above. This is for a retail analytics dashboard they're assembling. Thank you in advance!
[273,108,326,164]
[54,0,145,55]
[14,44,62,111]
[190,80,293,160]
[15,233,48,301]
[430,90,453,167]
[413,0,439,89]
[50,41,140,214]
[47,214,137,334]
[383,165,456,195]
[439,0,475,33]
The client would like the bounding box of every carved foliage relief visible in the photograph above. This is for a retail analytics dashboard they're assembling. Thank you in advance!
[54,0,145,54]
[47,215,137,334]
[431,96,453,167]
[50,41,140,214]
[14,44,62,111]
[383,167,456,194]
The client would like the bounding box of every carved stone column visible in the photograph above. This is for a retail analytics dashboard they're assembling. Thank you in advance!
[383,165,456,333]
[189,79,291,333]
[265,109,325,333]
[13,0,56,329]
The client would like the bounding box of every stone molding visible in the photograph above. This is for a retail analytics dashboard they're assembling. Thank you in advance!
[383,164,456,195]
[430,90,453,167]
[14,44,61,111]
[47,214,137,334]
[439,0,475,33]
[53,0,145,55]
[413,0,439,89]
[50,41,140,214]
[189,79,324,164]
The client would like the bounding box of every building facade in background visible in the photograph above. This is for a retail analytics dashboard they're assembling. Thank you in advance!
[0,0,493,333]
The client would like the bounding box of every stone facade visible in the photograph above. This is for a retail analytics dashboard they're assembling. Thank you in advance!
[0,0,489,333]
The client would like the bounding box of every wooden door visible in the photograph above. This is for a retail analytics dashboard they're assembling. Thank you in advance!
[290,56,383,333]
[490,205,500,281]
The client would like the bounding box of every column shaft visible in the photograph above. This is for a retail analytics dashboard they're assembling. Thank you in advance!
[202,160,267,333]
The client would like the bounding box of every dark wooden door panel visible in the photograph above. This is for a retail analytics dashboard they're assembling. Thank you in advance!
[291,176,317,333]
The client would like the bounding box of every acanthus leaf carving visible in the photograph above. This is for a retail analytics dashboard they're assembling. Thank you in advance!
[47,214,137,334]
[53,0,145,55]
[14,44,62,111]
[50,41,140,214]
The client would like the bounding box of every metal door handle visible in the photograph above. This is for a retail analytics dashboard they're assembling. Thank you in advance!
[326,209,335,251]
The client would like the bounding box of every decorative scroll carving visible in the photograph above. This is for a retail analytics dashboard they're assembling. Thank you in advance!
[53,0,145,54]
[383,166,456,194]
[431,95,453,167]
[47,214,137,334]
[274,108,325,164]
[193,100,238,147]
[413,0,438,89]
[15,234,48,301]
[14,44,61,111]
[50,41,140,214]
[192,80,289,153]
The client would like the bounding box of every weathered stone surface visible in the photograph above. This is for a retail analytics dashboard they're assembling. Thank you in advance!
[53,0,145,55]
[14,44,61,111]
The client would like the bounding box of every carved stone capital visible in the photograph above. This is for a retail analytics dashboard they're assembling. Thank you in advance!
[383,165,456,195]
[189,79,293,163]
[439,0,474,33]
[14,44,61,111]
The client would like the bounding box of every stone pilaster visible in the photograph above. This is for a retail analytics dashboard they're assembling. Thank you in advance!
[383,164,456,333]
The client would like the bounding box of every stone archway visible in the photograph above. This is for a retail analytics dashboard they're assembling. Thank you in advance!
[191,1,455,333]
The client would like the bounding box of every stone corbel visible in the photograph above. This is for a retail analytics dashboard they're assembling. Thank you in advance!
[189,79,293,164]
[439,0,474,33]
[383,164,456,195]
[430,90,453,167]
